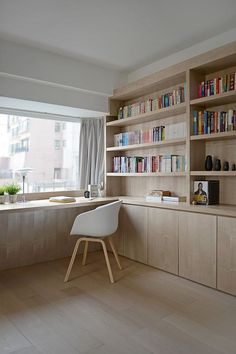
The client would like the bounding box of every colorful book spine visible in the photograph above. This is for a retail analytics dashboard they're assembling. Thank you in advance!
[112,155,186,173]
[192,109,236,135]
[117,86,185,119]
[198,72,236,98]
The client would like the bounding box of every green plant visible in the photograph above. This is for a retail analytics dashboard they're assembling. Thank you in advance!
[0,186,5,195]
[5,183,21,195]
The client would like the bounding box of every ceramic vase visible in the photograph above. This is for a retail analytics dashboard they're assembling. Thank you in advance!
[214,159,221,171]
[205,155,213,171]
[223,161,229,171]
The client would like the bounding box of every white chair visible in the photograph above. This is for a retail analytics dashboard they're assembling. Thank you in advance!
[64,200,122,283]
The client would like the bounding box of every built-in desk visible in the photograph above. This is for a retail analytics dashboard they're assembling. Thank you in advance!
[0,197,117,271]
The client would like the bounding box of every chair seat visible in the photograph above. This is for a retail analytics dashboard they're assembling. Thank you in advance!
[64,201,122,283]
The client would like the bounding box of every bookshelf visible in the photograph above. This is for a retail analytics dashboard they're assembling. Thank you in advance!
[105,42,236,207]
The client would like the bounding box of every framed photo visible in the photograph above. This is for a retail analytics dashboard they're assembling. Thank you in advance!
[194,180,219,205]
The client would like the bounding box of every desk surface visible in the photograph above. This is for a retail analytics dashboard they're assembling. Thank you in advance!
[0,197,118,214]
[119,196,236,218]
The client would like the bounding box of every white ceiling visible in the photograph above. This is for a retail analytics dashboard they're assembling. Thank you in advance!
[0,0,236,71]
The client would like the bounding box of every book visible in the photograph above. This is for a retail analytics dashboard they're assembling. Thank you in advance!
[49,196,76,203]
[162,196,187,203]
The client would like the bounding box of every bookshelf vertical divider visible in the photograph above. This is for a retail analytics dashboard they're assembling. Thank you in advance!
[105,42,236,207]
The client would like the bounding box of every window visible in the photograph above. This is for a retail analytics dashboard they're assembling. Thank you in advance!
[0,114,81,193]
[55,122,61,132]
[54,140,61,150]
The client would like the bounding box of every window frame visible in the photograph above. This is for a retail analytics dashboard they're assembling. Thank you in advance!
[0,108,84,200]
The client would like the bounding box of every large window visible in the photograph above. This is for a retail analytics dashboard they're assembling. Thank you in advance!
[0,114,81,193]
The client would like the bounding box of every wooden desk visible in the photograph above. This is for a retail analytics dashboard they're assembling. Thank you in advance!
[0,197,117,270]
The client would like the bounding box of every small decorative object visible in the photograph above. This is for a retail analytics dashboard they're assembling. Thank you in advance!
[193,180,219,205]
[231,163,236,171]
[5,184,21,203]
[205,155,213,171]
[0,186,6,204]
[88,184,99,198]
[98,182,106,197]
[223,161,229,171]
[84,190,90,198]
[214,158,221,171]
[16,167,33,203]
[192,200,197,205]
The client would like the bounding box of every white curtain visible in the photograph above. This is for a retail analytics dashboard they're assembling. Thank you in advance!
[78,118,104,189]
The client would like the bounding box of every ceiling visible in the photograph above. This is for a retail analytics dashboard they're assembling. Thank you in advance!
[0,0,236,71]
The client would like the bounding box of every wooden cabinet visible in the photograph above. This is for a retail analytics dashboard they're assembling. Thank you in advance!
[147,208,178,275]
[123,204,147,263]
[179,212,216,288]
[217,216,236,296]
[108,205,125,256]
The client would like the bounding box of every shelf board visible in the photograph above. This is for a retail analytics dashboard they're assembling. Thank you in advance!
[191,171,236,177]
[190,90,236,107]
[112,72,186,101]
[106,103,186,127]
[106,138,186,152]
[190,130,236,141]
[107,172,186,177]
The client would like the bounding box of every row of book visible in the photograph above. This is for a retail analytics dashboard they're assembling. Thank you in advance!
[198,72,236,98]
[112,155,186,173]
[193,110,236,135]
[114,122,186,146]
[117,86,185,119]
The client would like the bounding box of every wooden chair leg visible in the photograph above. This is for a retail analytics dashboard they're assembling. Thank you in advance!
[82,241,88,266]
[101,240,114,284]
[64,238,82,282]
[108,236,122,270]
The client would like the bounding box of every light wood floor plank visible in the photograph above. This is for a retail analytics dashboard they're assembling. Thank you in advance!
[0,252,235,354]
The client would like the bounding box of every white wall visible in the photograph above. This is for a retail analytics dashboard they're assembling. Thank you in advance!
[127,28,236,83]
[0,38,126,113]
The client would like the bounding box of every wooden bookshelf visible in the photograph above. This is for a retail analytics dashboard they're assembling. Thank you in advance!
[190,130,236,141]
[107,138,186,152]
[190,171,236,176]
[107,172,186,177]
[190,90,236,107]
[106,103,186,127]
[105,41,236,206]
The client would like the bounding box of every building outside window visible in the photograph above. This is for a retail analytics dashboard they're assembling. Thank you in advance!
[0,114,81,193]
[55,121,61,132]
[54,139,61,150]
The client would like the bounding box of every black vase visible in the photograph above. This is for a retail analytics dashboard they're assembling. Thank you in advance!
[214,159,221,171]
[223,161,229,171]
[205,155,213,171]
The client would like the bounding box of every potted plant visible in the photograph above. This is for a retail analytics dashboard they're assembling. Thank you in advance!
[6,184,21,203]
[0,186,6,204]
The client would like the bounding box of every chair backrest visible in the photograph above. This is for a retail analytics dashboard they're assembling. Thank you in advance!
[70,200,122,237]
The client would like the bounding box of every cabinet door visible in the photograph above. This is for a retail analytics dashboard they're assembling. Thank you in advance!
[179,212,216,288]
[147,208,178,275]
[107,205,125,256]
[217,216,236,296]
[123,205,147,263]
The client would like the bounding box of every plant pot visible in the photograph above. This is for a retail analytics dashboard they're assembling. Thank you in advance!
[9,194,17,203]
[0,195,5,204]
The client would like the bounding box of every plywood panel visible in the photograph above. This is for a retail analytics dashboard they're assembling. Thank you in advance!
[123,204,147,263]
[147,208,178,274]
[179,212,216,288]
[217,216,236,296]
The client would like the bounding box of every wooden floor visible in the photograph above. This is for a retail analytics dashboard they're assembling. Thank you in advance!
[0,252,235,354]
